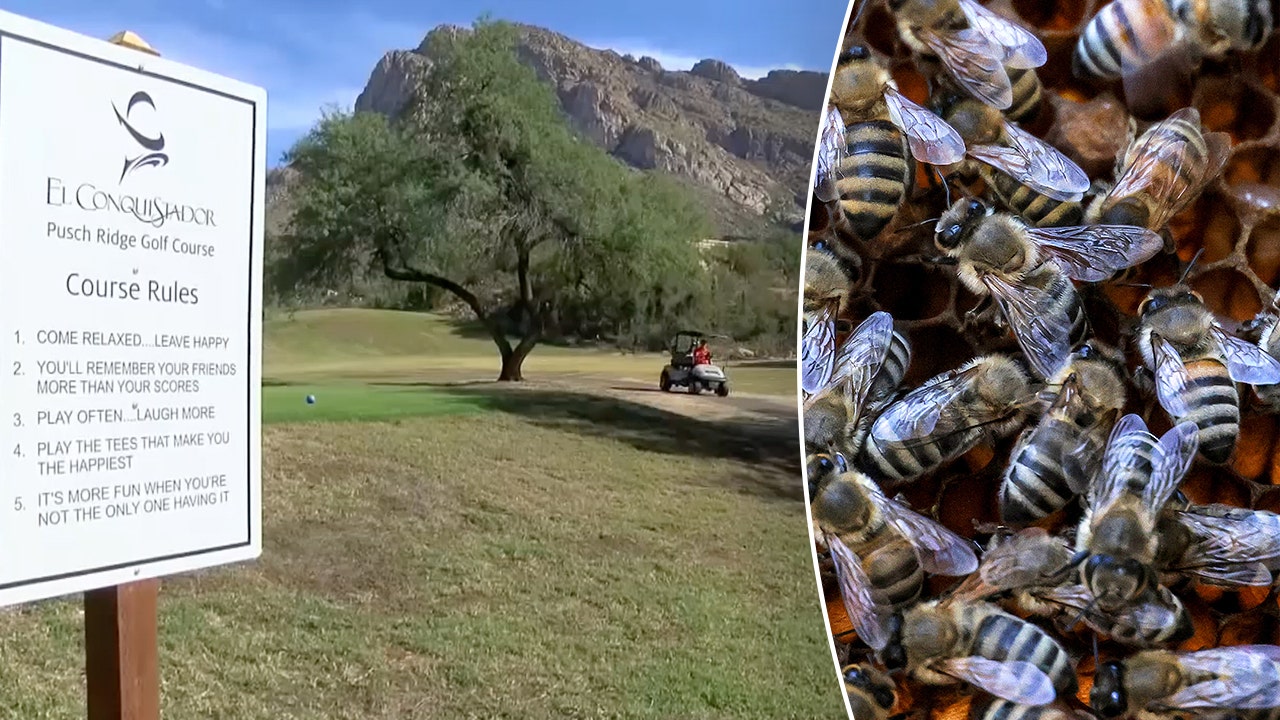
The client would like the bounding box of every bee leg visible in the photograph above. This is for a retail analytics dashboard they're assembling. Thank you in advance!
[1131,365,1156,397]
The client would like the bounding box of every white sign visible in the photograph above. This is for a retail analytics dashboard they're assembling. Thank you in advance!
[0,9,265,607]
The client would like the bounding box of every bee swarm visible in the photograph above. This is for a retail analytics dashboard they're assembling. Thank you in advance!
[808,0,1280,717]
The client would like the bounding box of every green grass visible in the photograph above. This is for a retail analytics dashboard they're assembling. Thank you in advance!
[264,308,797,396]
[263,384,486,424]
[0,307,832,719]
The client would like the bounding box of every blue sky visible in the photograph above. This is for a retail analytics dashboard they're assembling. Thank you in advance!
[8,0,850,167]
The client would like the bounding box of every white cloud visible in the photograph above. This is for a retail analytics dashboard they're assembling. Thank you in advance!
[584,40,805,80]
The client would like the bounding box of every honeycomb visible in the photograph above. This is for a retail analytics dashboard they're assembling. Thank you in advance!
[807,0,1280,716]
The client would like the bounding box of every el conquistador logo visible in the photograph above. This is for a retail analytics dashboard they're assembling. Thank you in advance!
[112,90,169,183]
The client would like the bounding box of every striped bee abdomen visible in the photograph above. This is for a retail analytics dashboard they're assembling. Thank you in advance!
[989,171,1084,228]
[971,611,1078,696]
[836,119,913,243]
[868,331,912,404]
[856,424,983,483]
[1176,359,1240,464]
[1073,0,1178,80]
[1000,417,1082,524]
[1005,66,1043,125]
[850,514,926,609]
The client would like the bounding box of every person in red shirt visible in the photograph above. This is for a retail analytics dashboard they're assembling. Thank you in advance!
[692,339,712,366]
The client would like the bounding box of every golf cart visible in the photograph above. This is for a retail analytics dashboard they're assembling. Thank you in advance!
[659,330,730,397]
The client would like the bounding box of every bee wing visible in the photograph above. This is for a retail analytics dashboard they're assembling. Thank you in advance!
[956,0,1048,69]
[937,657,1056,706]
[979,527,1071,589]
[982,273,1074,380]
[1151,333,1193,417]
[1160,648,1280,710]
[1148,421,1199,512]
[1028,225,1165,282]
[1210,326,1280,385]
[837,311,898,412]
[881,496,979,575]
[968,122,1090,202]
[1091,414,1153,512]
[883,86,967,166]
[870,365,1014,447]
[827,533,891,651]
[1169,506,1280,585]
[801,304,838,396]
[815,106,847,204]
[919,28,1014,110]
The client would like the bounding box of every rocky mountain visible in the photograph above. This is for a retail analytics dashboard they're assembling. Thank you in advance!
[349,23,828,236]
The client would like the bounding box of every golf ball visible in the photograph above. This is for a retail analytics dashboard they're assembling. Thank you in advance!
[305,394,316,405]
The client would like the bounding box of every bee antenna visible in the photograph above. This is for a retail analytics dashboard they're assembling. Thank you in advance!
[1115,282,1153,289]
[1066,594,1098,632]
[893,217,941,235]
[1179,248,1205,284]
[1092,632,1100,672]
[935,166,952,207]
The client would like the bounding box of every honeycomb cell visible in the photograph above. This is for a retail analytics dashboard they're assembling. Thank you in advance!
[1235,413,1278,482]
[890,61,930,106]
[1230,183,1280,227]
[1225,145,1280,187]
[1045,93,1131,178]
[858,1,899,58]
[1196,79,1277,143]
[1010,0,1088,32]
[900,326,972,385]
[1199,196,1243,262]
[1247,216,1280,285]
[1189,267,1262,323]
[1257,34,1280,93]
[871,261,954,321]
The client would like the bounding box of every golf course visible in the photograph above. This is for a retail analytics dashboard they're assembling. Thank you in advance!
[0,309,839,719]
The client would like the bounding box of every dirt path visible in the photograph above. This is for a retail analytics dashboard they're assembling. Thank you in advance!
[601,377,797,423]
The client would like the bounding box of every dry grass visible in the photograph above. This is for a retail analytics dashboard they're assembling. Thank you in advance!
[0,396,837,719]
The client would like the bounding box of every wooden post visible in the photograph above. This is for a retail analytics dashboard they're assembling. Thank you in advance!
[84,580,161,720]
[83,34,164,720]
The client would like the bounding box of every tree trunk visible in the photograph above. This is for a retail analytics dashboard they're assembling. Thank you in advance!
[498,334,538,381]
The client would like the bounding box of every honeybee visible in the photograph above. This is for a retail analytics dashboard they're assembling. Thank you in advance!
[1155,501,1280,588]
[856,353,1032,483]
[842,663,903,720]
[802,243,859,327]
[956,528,1191,648]
[803,309,912,458]
[1075,414,1199,617]
[1085,107,1231,231]
[1091,645,1280,719]
[812,468,979,650]
[826,44,966,246]
[934,197,1163,379]
[935,95,1091,203]
[887,0,1048,110]
[1137,278,1280,463]
[1000,341,1127,525]
[1074,0,1274,115]
[880,597,1076,705]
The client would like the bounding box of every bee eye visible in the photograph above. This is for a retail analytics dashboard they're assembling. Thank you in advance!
[937,223,964,248]
[1078,344,1094,359]
[966,199,984,214]
[844,667,865,683]
[816,457,835,474]
[813,240,828,252]
[847,45,870,60]
[1141,296,1167,315]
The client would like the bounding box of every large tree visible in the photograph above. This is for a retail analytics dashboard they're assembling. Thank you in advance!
[277,18,712,380]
